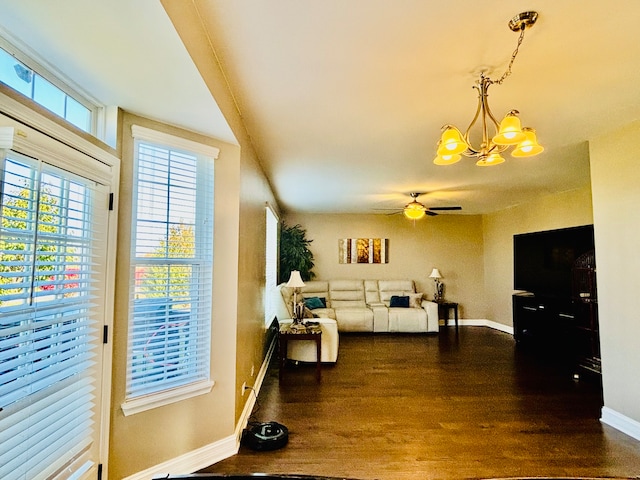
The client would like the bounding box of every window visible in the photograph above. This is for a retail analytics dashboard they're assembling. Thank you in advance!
[0,150,110,480]
[124,126,217,413]
[265,205,279,325]
[0,44,94,133]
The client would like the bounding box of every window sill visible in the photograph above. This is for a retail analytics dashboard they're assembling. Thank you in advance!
[121,379,215,416]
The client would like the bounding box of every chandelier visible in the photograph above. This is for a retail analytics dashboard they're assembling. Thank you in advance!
[434,11,543,167]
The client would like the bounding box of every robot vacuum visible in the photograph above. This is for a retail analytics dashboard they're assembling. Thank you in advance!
[241,421,289,451]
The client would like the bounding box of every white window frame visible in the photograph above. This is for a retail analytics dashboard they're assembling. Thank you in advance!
[122,125,218,416]
[265,204,279,326]
[0,89,119,480]
[0,34,102,138]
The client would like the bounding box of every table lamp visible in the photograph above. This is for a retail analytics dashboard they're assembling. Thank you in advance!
[429,268,444,302]
[286,270,306,323]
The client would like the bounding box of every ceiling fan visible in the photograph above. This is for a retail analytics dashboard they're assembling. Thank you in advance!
[384,193,462,220]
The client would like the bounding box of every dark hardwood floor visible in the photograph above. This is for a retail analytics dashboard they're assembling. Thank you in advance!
[201,327,640,479]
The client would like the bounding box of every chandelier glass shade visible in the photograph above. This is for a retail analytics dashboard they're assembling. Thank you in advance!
[433,11,543,167]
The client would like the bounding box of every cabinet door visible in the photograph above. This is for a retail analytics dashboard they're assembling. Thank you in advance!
[513,295,542,343]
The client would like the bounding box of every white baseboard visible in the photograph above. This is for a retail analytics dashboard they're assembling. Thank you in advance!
[601,406,640,441]
[122,436,237,480]
[234,337,278,442]
[446,318,514,335]
[124,336,278,480]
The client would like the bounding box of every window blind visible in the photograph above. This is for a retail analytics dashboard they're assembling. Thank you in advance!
[0,153,107,480]
[126,135,213,400]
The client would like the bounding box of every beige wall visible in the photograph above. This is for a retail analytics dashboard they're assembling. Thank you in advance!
[285,213,487,320]
[482,186,594,327]
[158,1,280,427]
[109,112,242,478]
[95,1,278,479]
[235,148,279,418]
[589,120,640,425]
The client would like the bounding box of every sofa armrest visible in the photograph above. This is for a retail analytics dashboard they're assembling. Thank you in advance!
[421,300,439,332]
[367,302,386,308]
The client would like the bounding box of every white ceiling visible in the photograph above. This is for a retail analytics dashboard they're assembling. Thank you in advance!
[1,1,639,216]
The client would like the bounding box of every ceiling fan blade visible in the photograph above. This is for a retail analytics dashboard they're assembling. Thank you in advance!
[425,210,438,216]
[427,206,462,211]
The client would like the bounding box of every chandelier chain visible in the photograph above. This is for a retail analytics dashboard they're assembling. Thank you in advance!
[495,27,526,85]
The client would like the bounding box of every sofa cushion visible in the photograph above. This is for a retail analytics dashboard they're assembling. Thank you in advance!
[378,280,416,306]
[388,307,428,332]
[364,280,380,304]
[312,307,336,320]
[408,292,424,308]
[329,280,366,309]
[334,307,374,332]
[304,296,326,310]
[389,295,410,308]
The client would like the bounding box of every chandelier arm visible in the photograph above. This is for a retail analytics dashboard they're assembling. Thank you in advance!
[463,75,502,157]
[482,85,512,156]
[480,80,502,133]
[462,86,483,154]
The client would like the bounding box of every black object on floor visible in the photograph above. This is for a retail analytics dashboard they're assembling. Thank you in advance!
[241,421,289,451]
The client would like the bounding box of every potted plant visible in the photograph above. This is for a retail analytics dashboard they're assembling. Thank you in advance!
[279,222,316,284]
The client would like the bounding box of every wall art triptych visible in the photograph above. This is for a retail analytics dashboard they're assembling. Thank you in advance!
[338,238,389,264]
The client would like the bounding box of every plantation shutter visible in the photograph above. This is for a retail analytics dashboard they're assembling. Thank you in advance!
[0,152,108,480]
[126,127,214,401]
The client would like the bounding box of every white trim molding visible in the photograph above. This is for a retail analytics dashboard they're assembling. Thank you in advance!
[131,124,220,159]
[601,406,640,441]
[121,435,237,480]
[446,318,515,335]
[235,336,278,444]
[121,380,214,417]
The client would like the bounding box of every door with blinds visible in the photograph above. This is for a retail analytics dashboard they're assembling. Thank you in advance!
[0,146,110,479]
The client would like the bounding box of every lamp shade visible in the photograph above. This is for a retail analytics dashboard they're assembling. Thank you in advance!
[511,127,544,157]
[433,153,462,165]
[439,126,468,155]
[429,268,442,279]
[403,202,426,220]
[286,270,306,288]
[476,152,505,166]
[492,112,526,145]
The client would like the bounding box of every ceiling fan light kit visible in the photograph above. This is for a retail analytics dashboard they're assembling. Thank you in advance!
[401,193,461,220]
[403,199,427,220]
[433,11,544,167]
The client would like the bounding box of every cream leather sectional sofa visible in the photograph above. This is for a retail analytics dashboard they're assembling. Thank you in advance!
[276,279,439,333]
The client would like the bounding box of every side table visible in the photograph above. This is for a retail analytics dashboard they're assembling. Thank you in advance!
[279,323,322,382]
[437,301,459,331]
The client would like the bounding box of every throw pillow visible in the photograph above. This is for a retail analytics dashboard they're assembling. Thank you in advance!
[304,296,325,310]
[408,292,423,308]
[389,295,410,308]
